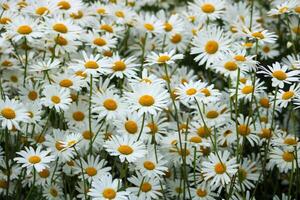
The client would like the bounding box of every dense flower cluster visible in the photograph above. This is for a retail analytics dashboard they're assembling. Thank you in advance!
[0,0,299,199]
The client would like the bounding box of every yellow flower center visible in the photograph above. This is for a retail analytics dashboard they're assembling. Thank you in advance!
[196,189,207,197]
[103,99,118,111]
[28,91,38,101]
[252,32,264,39]
[55,141,64,151]
[282,91,294,100]
[157,55,170,63]
[238,168,247,182]
[284,138,297,146]
[143,161,155,170]
[100,24,113,33]
[53,23,68,33]
[262,46,270,53]
[206,110,219,119]
[144,23,154,31]
[272,70,287,80]
[72,111,85,121]
[214,162,226,174]
[113,61,126,71]
[295,6,300,14]
[118,145,133,155]
[93,38,107,46]
[57,1,71,10]
[102,188,116,199]
[139,95,155,106]
[164,22,173,32]
[36,7,49,15]
[282,151,294,162]
[85,167,97,176]
[197,126,211,137]
[17,25,32,35]
[238,124,251,136]
[51,96,61,104]
[241,85,253,94]
[50,188,58,197]
[10,75,18,83]
[0,180,7,189]
[260,128,272,139]
[84,61,99,69]
[201,88,211,96]
[70,11,83,19]
[201,3,215,13]
[189,136,202,143]
[97,8,106,15]
[259,97,269,108]
[234,55,246,61]
[0,17,11,24]
[147,122,158,134]
[125,120,138,134]
[59,79,73,88]
[82,131,94,140]
[1,107,16,119]
[55,36,68,46]
[205,40,219,54]
[28,155,41,164]
[224,61,238,71]
[186,88,197,96]
[171,34,182,44]
[38,169,50,178]
[141,182,152,192]
[1,60,12,67]
[115,11,125,18]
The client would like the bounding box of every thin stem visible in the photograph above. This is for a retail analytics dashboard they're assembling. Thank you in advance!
[24,168,36,200]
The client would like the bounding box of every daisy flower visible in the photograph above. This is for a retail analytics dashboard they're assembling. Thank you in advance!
[92,90,125,121]
[75,155,111,183]
[0,98,29,130]
[60,132,82,150]
[44,129,76,162]
[269,147,300,173]
[236,115,259,146]
[127,172,163,200]
[104,135,147,163]
[276,84,300,108]
[236,158,260,191]
[137,13,164,35]
[188,0,225,22]
[124,83,169,116]
[53,70,84,91]
[65,101,89,128]
[233,79,266,102]
[260,43,279,60]
[72,51,109,77]
[202,150,238,187]
[42,183,63,200]
[104,53,139,79]
[146,50,183,66]
[88,173,128,200]
[190,182,218,200]
[244,27,277,45]
[14,146,55,173]
[258,62,300,88]
[113,111,147,139]
[191,26,231,66]
[135,149,168,177]
[175,80,205,103]
[41,85,72,111]
[84,32,117,53]
[5,15,42,43]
